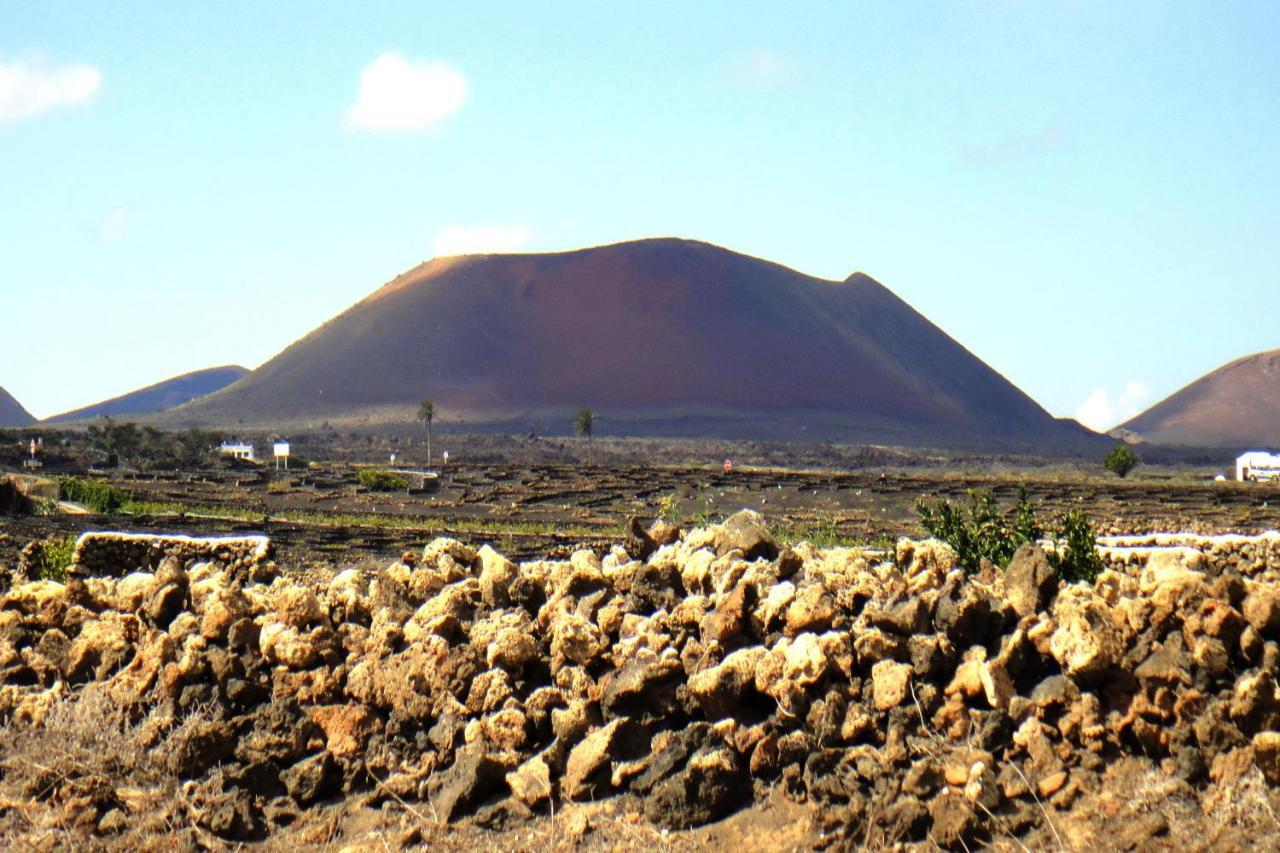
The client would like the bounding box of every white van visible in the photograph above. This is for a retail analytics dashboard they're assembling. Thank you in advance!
[1237,451,1280,482]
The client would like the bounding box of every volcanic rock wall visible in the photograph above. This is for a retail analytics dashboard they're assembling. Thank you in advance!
[1098,531,1280,577]
[2,514,1280,847]
[70,532,275,581]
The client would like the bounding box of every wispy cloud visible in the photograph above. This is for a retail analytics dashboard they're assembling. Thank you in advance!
[720,50,798,88]
[431,224,533,257]
[344,53,466,133]
[97,204,131,243]
[0,53,101,122]
[959,123,1073,168]
[1074,380,1152,432]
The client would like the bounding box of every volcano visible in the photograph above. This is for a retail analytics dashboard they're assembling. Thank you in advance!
[1122,348,1280,447]
[0,386,35,428]
[44,365,248,424]
[168,238,1098,451]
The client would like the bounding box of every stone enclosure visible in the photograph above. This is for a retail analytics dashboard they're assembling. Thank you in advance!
[2,514,1280,846]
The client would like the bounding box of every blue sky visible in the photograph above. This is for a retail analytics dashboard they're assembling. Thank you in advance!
[2,1,1277,429]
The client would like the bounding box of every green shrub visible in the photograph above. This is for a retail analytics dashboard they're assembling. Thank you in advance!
[32,535,75,582]
[657,492,681,524]
[1051,508,1103,583]
[916,487,1040,573]
[916,487,1102,583]
[357,469,409,492]
[58,477,128,514]
[1103,444,1140,478]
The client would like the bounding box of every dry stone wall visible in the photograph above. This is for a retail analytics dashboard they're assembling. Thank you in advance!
[70,532,274,581]
[2,513,1280,847]
[1099,531,1280,578]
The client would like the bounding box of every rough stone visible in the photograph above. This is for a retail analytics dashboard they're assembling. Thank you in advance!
[713,510,778,561]
[688,646,766,719]
[282,752,338,805]
[477,545,519,608]
[644,746,746,829]
[428,743,508,822]
[872,659,913,710]
[1244,587,1280,636]
[1004,544,1058,617]
[1050,592,1120,681]
[506,754,553,806]
[309,704,380,758]
[563,719,629,800]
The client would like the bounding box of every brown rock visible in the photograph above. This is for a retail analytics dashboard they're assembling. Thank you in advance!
[275,587,325,628]
[477,545,518,608]
[872,659,912,710]
[1049,592,1119,681]
[785,585,835,637]
[1252,732,1280,784]
[688,646,766,719]
[701,581,754,646]
[979,657,1015,710]
[563,720,626,800]
[1004,544,1058,617]
[713,510,778,561]
[506,754,553,806]
[1244,587,1280,636]
[309,704,381,758]
[550,614,608,670]
[1037,769,1068,797]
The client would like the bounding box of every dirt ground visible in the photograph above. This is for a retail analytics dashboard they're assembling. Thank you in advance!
[4,445,1280,851]
[4,458,1276,573]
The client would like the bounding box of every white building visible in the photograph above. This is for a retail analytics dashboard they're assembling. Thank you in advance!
[1237,451,1280,482]
[219,441,255,461]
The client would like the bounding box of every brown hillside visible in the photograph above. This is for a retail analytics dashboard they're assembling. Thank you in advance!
[0,386,34,428]
[1122,348,1280,447]
[44,365,248,425]
[169,238,1097,450]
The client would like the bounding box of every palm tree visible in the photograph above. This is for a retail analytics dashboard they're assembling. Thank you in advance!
[418,399,435,464]
[574,408,595,463]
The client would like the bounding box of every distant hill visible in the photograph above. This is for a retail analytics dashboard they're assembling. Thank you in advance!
[1121,348,1280,448]
[167,238,1101,452]
[44,365,249,424]
[0,386,35,428]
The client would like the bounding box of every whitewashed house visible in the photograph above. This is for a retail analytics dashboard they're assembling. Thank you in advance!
[219,441,255,461]
[1237,451,1280,482]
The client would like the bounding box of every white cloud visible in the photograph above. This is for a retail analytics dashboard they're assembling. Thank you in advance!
[431,224,533,257]
[97,204,131,243]
[721,50,798,88]
[344,53,466,133]
[0,54,101,122]
[1074,381,1152,432]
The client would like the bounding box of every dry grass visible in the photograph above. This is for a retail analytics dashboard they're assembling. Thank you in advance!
[1202,767,1280,835]
[0,686,204,849]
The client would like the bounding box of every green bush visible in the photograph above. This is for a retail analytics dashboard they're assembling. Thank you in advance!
[916,487,1102,583]
[357,469,409,492]
[1103,444,1140,478]
[1051,508,1103,583]
[657,492,681,524]
[916,487,1040,573]
[58,477,128,514]
[32,535,76,582]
